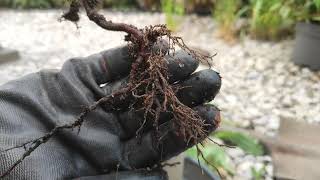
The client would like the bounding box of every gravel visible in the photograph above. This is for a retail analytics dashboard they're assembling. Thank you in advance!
[1,10,320,180]
[178,16,320,133]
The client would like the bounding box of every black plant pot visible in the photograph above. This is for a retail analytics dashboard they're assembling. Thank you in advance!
[292,22,320,70]
[183,157,221,180]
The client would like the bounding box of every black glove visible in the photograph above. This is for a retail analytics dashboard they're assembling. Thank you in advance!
[0,45,221,180]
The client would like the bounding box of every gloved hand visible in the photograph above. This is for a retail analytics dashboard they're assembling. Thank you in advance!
[0,45,221,180]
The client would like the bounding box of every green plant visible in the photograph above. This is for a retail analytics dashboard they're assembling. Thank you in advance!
[0,0,66,8]
[186,143,235,176]
[251,165,266,180]
[136,0,161,11]
[0,0,138,9]
[0,0,9,6]
[185,0,214,14]
[102,0,137,9]
[249,0,296,40]
[186,130,265,177]
[213,0,248,42]
[294,0,320,22]
[214,131,264,156]
[161,0,185,31]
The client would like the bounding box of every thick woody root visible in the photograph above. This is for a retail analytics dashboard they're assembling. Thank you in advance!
[0,0,217,177]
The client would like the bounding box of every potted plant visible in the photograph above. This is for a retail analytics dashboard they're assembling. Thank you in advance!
[292,0,320,70]
[249,0,295,40]
[213,0,249,42]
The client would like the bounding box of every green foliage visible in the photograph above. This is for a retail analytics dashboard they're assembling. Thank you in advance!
[0,0,138,9]
[214,0,241,30]
[249,0,296,40]
[3,0,318,40]
[251,165,266,180]
[184,0,214,14]
[293,0,320,22]
[214,131,264,156]
[0,0,66,8]
[186,144,235,176]
[161,0,184,15]
[161,0,185,31]
[315,0,320,9]
[186,130,265,177]
[213,0,248,41]
[102,0,137,9]
[212,0,320,40]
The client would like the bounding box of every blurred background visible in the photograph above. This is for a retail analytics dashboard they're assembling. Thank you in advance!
[1,0,320,179]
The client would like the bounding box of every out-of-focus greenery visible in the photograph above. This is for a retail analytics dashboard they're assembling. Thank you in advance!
[0,0,66,8]
[186,130,265,177]
[186,143,235,177]
[214,131,264,156]
[1,0,319,40]
[294,0,320,22]
[213,0,320,41]
[212,0,297,41]
[249,0,296,40]
[161,0,185,31]
[161,0,215,31]
[136,0,160,11]
[213,0,248,42]
[251,165,266,180]
[248,0,320,40]
[102,0,137,9]
[0,0,214,11]
[0,0,139,9]
[185,0,214,14]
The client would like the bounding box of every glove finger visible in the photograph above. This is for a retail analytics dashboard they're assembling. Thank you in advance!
[117,69,221,138]
[176,69,221,107]
[82,44,198,86]
[101,51,200,96]
[80,39,169,85]
[75,169,168,180]
[166,50,199,83]
[84,46,133,85]
[123,104,220,169]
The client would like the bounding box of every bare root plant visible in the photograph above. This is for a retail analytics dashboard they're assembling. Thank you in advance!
[0,0,217,178]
